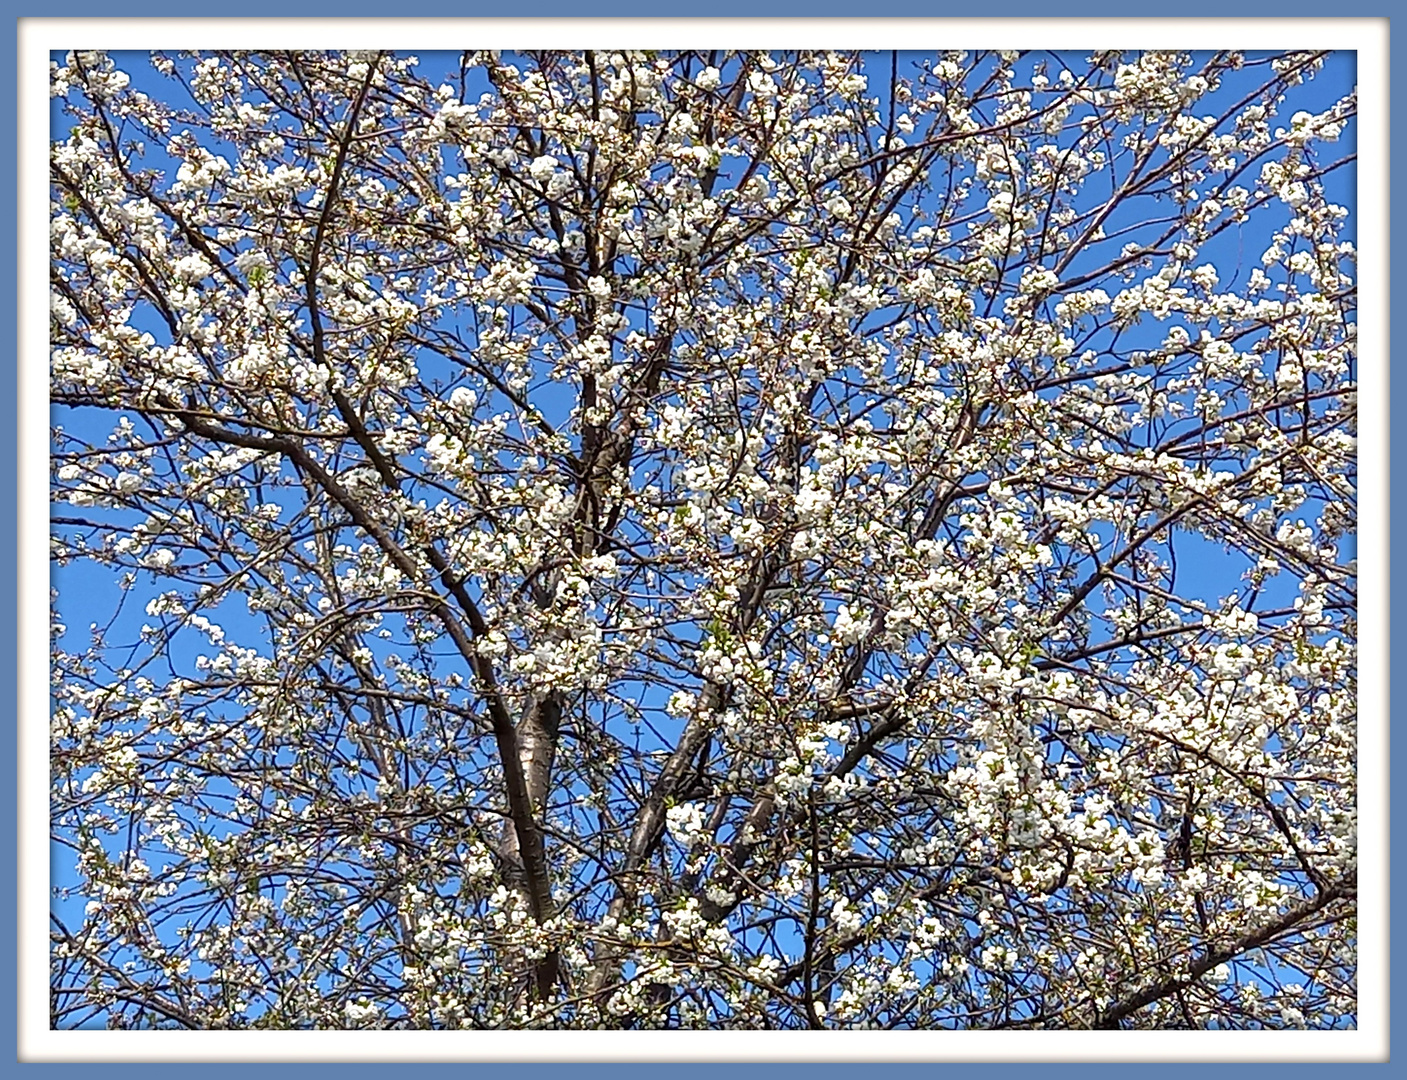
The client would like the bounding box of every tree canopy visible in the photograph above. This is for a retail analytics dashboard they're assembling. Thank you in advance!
[50,48,1357,1030]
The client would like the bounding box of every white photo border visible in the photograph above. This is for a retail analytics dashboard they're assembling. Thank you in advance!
[19,17,1389,1063]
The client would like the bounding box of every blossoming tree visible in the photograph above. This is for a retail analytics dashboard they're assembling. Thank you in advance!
[50,49,1357,1030]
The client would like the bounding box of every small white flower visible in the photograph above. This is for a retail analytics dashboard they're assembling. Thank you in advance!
[448,386,477,412]
[171,253,213,283]
[666,801,706,849]
[695,66,722,91]
[529,155,558,182]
